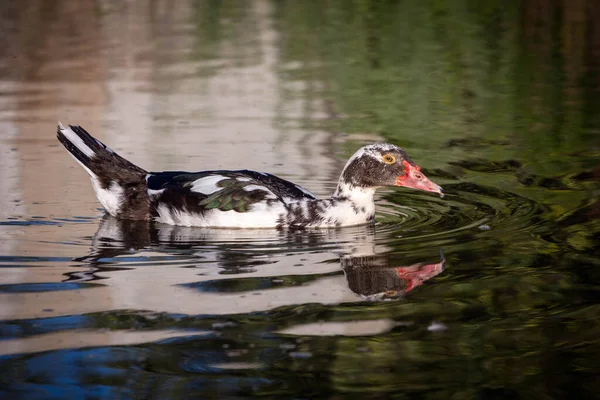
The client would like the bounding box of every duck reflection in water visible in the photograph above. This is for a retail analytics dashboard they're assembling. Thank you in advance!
[342,253,445,300]
[69,216,445,304]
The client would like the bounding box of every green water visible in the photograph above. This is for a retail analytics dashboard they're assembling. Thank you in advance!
[0,1,599,399]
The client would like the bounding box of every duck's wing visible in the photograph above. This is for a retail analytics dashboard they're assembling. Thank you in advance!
[147,170,317,213]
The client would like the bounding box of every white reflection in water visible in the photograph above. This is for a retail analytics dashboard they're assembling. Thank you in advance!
[59,216,446,318]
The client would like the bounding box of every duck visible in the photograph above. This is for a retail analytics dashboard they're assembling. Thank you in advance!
[56,123,443,229]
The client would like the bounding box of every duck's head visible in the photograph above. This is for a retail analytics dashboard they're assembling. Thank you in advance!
[337,143,443,196]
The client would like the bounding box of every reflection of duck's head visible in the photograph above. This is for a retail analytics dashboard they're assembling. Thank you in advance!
[342,255,445,300]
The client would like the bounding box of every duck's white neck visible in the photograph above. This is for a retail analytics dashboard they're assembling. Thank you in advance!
[302,180,374,227]
[333,181,376,207]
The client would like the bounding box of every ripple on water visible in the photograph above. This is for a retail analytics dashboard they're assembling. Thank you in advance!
[0,217,98,226]
[377,182,547,244]
[0,282,103,293]
[0,255,75,267]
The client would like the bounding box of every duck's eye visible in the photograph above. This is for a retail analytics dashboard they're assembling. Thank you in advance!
[382,154,395,164]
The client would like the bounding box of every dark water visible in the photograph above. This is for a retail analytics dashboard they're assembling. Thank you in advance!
[1,1,599,399]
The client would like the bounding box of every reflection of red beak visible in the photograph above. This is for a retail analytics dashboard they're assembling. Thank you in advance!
[396,260,445,293]
[396,160,443,196]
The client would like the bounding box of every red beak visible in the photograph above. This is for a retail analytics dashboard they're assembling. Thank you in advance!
[396,161,443,196]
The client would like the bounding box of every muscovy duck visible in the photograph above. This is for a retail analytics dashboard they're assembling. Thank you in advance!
[57,123,442,228]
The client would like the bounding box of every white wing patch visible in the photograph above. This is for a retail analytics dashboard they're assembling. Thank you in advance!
[189,175,227,195]
[242,184,277,199]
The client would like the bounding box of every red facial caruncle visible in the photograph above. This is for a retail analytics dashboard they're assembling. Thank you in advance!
[395,160,443,196]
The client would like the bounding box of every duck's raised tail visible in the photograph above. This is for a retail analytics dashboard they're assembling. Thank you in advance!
[57,123,150,220]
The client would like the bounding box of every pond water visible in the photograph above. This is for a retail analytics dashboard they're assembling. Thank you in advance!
[1,1,599,399]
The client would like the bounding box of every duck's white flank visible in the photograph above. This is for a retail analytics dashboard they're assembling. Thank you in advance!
[91,180,123,216]
[154,200,287,228]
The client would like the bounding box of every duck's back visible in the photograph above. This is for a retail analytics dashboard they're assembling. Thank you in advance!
[147,170,318,228]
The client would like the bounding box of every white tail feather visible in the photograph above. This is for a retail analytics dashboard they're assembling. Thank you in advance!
[57,122,98,178]
[57,122,96,158]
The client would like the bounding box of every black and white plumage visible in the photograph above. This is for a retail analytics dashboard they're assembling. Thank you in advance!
[57,123,443,229]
